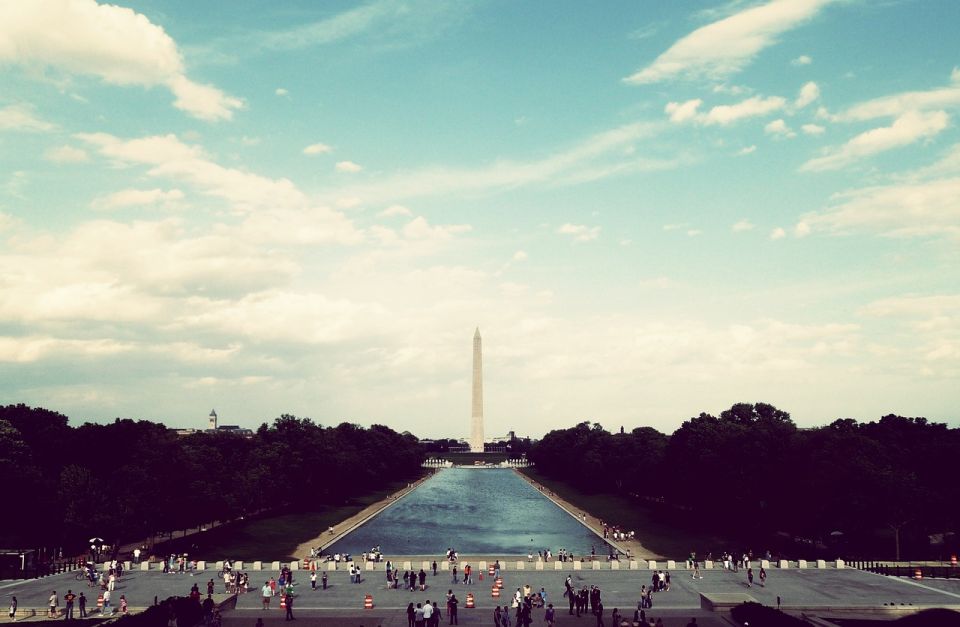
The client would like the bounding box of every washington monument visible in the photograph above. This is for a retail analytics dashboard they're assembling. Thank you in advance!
[470,327,484,453]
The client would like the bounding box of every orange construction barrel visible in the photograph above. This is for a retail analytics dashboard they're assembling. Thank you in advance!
[492,586,500,598]
[488,566,495,576]
[952,555,957,567]
[280,596,286,610]
[914,568,922,580]
[97,594,104,609]
[364,594,374,609]
[465,593,475,609]
[496,578,503,589]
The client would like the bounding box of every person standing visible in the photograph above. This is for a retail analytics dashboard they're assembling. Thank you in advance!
[451,565,458,585]
[77,593,86,618]
[119,596,127,615]
[407,603,415,627]
[415,603,425,627]
[284,592,294,621]
[102,589,111,615]
[9,596,17,622]
[500,605,511,627]
[322,572,328,590]
[747,568,754,587]
[759,567,767,587]
[64,590,75,620]
[594,601,604,627]
[48,591,58,618]
[133,548,141,564]
[432,561,438,576]
[447,594,458,625]
[310,571,316,590]
[422,600,433,627]
[419,569,427,591]
[494,604,502,627]
[545,603,555,627]
[261,582,271,609]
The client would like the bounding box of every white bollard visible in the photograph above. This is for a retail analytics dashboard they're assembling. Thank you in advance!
[779,560,789,569]
[535,561,543,571]
[648,561,657,570]
[817,560,826,569]
[271,561,280,571]
[140,561,149,571]
[610,561,620,570]
[667,560,676,569]
[835,559,845,569]
[516,561,525,570]
[573,561,582,571]
[798,560,808,569]
[554,561,563,570]
[629,561,638,570]
[253,561,262,571]
[704,560,714,569]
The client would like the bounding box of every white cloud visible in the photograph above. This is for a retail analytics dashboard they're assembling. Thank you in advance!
[792,54,812,66]
[795,81,820,109]
[737,145,757,156]
[92,188,185,211]
[0,104,55,132]
[686,229,702,237]
[557,223,601,242]
[834,74,960,122]
[801,123,825,135]
[303,142,332,155]
[801,110,949,171]
[624,0,835,84]
[706,95,786,125]
[732,219,755,232]
[770,227,786,240]
[378,205,413,218]
[44,145,89,163]
[666,95,785,126]
[275,88,289,96]
[765,118,796,138]
[512,250,528,261]
[0,0,242,120]
[665,99,702,123]
[336,160,363,173]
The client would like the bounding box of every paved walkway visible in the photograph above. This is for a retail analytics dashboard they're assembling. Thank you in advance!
[6,563,960,625]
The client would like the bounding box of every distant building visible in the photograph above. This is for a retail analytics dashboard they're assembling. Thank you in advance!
[170,409,253,438]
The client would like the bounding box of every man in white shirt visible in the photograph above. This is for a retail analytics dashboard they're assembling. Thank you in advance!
[423,600,434,626]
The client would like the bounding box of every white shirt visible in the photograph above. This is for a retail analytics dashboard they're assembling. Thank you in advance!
[423,603,433,619]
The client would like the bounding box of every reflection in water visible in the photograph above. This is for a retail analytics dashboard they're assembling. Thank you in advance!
[327,469,601,555]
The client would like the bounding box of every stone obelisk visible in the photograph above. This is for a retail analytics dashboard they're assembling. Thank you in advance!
[470,327,484,453]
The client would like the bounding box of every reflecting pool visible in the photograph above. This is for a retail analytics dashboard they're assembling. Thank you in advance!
[327,468,602,555]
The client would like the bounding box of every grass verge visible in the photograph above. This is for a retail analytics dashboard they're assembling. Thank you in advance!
[519,467,735,559]
[151,477,421,561]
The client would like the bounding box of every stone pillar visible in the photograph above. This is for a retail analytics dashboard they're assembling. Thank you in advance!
[535,561,543,571]
[761,560,770,569]
[704,560,713,569]
[610,561,620,570]
[816,559,826,569]
[592,561,600,570]
[835,559,845,569]
[573,561,582,571]
[798,560,808,569]
[253,561,262,571]
[554,561,563,570]
[778,560,788,569]
[648,561,657,570]
[140,561,149,571]
[629,561,638,570]
[516,561,525,570]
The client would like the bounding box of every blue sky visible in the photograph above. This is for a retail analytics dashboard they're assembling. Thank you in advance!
[1,0,958,437]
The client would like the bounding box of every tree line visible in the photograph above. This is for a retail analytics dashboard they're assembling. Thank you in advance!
[528,403,960,560]
[0,404,424,556]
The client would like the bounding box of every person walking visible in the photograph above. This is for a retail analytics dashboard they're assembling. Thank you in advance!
[48,591,58,619]
[432,561,438,576]
[9,596,17,622]
[102,589,111,615]
[747,568,754,587]
[759,567,767,587]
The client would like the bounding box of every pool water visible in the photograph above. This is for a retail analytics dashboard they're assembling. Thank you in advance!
[326,468,602,556]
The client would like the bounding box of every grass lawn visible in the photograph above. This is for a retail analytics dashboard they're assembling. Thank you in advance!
[151,478,419,561]
[519,468,736,559]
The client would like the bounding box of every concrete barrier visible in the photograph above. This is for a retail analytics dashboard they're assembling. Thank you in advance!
[629,561,638,570]
[441,561,449,571]
[140,562,149,571]
[325,561,336,572]
[573,561,582,571]
[610,561,619,570]
[535,561,543,571]
[365,562,375,571]
[779,560,789,569]
[667,560,675,569]
[479,561,487,571]
[798,560,808,569]
[271,561,280,571]
[124,561,131,571]
[516,561,525,570]
[402,561,411,570]
[761,560,769,569]
[421,561,430,571]
[235,561,243,570]
[554,561,563,570]
[817,560,826,569]
[289,561,298,570]
[648,561,657,570]
[704,560,713,569]
[253,561,262,571]
[592,561,600,570]
[216,561,224,570]
[836,559,845,569]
